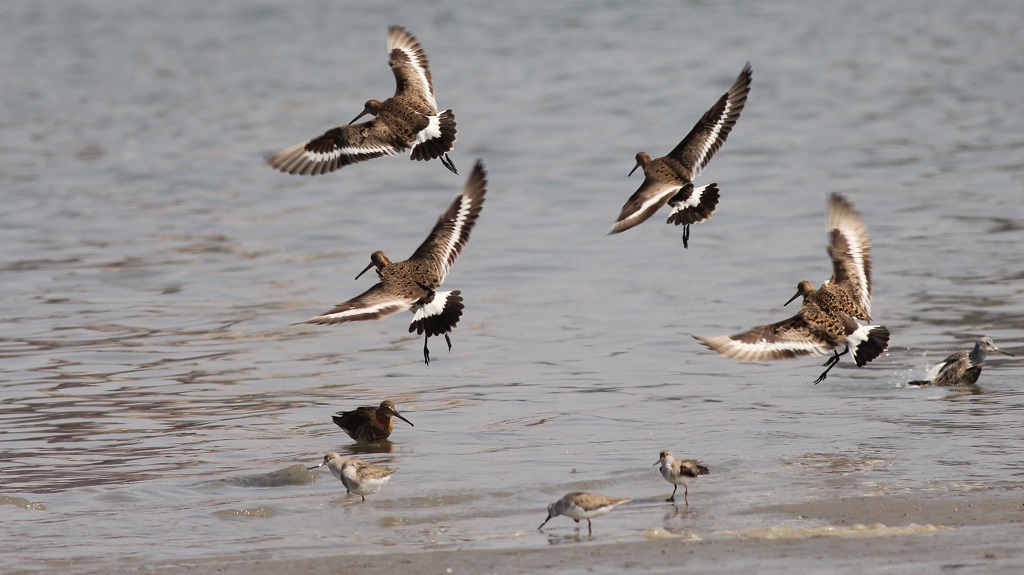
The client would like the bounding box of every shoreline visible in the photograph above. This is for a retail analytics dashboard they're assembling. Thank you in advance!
[54,489,1024,575]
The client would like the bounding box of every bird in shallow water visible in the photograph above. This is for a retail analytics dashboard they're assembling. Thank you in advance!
[299,160,486,365]
[317,452,398,501]
[696,193,890,383]
[268,25,458,175]
[655,449,709,506]
[609,63,752,247]
[332,400,413,442]
[538,492,630,536]
[909,337,1014,387]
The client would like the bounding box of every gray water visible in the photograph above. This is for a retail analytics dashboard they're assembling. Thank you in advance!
[2,0,1023,572]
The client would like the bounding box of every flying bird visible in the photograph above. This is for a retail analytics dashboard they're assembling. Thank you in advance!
[696,193,890,383]
[609,63,752,247]
[300,161,486,365]
[268,25,457,175]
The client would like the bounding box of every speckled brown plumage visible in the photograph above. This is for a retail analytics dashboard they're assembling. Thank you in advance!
[609,63,751,247]
[301,161,486,365]
[696,194,890,383]
[268,26,457,175]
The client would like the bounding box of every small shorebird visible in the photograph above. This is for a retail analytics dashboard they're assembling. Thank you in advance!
[318,452,398,501]
[609,63,752,247]
[332,400,413,442]
[538,492,630,536]
[268,25,457,175]
[910,337,1014,386]
[696,193,890,383]
[300,161,486,365]
[655,449,709,506]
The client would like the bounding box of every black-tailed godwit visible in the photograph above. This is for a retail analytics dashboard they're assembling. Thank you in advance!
[696,193,890,383]
[609,63,752,247]
[300,161,486,365]
[268,26,457,175]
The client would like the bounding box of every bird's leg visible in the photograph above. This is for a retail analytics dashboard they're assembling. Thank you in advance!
[444,333,453,352]
[822,346,849,367]
[681,224,691,249]
[667,485,677,503]
[587,519,593,536]
[422,333,431,366]
[814,346,850,384]
[684,486,689,507]
[441,154,458,175]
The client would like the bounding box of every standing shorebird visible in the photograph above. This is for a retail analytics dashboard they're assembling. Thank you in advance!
[910,337,1014,387]
[609,63,752,247]
[538,492,630,536]
[655,450,709,506]
[300,160,486,365]
[317,452,398,501]
[332,400,414,442]
[268,25,457,175]
[696,193,890,383]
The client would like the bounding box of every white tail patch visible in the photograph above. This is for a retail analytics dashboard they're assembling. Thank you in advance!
[415,115,442,145]
[412,290,456,322]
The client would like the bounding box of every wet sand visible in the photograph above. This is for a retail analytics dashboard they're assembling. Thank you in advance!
[66,489,1024,575]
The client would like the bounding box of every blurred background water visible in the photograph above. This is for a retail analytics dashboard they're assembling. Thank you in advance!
[2,0,1023,572]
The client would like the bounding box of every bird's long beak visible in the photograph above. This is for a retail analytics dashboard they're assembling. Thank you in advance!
[348,109,370,125]
[394,412,414,427]
[355,260,376,280]
[653,460,662,466]
[784,290,802,306]
[538,515,552,530]
[628,161,642,177]
[998,349,1015,357]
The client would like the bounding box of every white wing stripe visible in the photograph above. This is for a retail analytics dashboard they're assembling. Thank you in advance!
[304,144,398,164]
[690,100,732,179]
[438,195,475,276]
[306,300,403,323]
[701,335,831,362]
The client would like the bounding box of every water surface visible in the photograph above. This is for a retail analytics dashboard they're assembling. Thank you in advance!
[2,0,1023,572]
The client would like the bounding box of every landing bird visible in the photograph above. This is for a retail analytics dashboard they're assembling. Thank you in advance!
[538,492,630,536]
[317,452,397,501]
[910,337,1014,386]
[332,400,413,442]
[300,160,486,365]
[609,63,752,247]
[696,193,890,383]
[655,449,709,506]
[268,25,457,175]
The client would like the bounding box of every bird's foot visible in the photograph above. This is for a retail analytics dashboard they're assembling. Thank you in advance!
[441,154,458,175]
